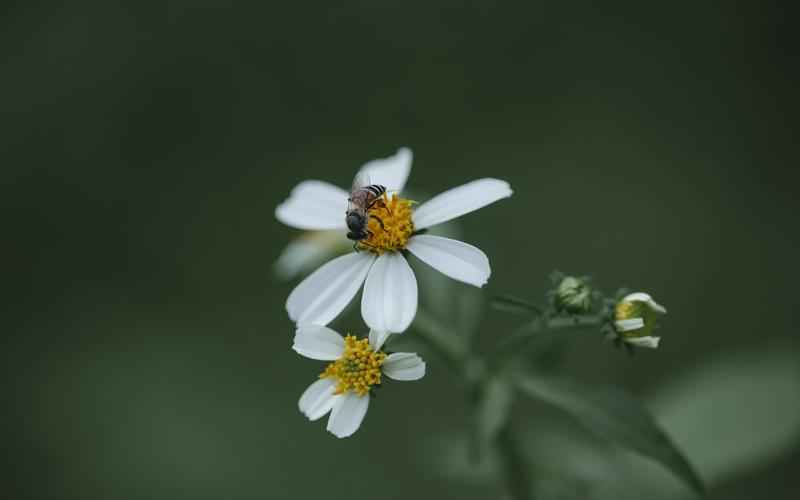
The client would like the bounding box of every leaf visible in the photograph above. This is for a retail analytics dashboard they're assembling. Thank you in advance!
[647,343,800,484]
[517,374,705,495]
[491,295,544,316]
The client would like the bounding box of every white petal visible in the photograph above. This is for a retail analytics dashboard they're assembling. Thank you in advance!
[273,237,331,281]
[361,253,418,333]
[406,234,491,288]
[298,378,337,421]
[625,336,661,349]
[615,318,645,332]
[368,329,392,351]
[621,292,653,303]
[383,352,426,381]
[292,325,346,360]
[326,392,370,438]
[287,252,375,325]
[621,292,667,314]
[412,178,513,230]
[357,147,412,192]
[275,180,349,230]
[647,299,667,314]
[273,231,351,280]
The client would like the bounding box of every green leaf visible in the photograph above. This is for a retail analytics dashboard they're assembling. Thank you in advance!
[517,374,705,495]
[491,295,544,316]
[647,343,800,485]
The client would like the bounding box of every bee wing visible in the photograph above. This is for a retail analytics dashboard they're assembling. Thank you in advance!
[350,171,371,195]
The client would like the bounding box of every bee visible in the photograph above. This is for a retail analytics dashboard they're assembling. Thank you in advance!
[346,172,386,245]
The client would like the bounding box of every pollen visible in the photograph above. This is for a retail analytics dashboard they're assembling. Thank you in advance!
[614,301,639,321]
[357,193,415,254]
[320,335,387,396]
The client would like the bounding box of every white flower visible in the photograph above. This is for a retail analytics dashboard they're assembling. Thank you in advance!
[613,292,667,348]
[276,147,513,333]
[293,325,425,438]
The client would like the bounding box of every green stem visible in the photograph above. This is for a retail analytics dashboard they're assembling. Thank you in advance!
[497,424,534,500]
[413,308,602,500]
[489,315,604,369]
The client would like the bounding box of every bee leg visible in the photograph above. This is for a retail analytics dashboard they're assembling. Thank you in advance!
[367,192,388,209]
[357,239,379,251]
[370,214,385,229]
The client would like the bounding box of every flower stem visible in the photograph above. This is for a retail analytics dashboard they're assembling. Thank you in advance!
[497,423,534,500]
[489,315,604,369]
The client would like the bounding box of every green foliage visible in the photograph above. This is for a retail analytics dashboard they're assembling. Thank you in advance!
[516,374,706,495]
[647,344,800,484]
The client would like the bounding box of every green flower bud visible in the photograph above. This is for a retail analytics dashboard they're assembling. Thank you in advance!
[613,292,667,349]
[554,276,593,314]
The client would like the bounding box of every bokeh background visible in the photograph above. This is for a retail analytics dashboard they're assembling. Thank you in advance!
[4,1,799,499]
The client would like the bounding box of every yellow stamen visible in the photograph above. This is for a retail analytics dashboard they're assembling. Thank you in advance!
[357,193,415,254]
[614,301,638,321]
[320,335,387,396]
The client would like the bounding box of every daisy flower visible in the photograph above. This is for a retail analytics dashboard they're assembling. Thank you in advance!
[273,150,413,280]
[294,325,425,438]
[276,147,512,333]
[613,292,667,348]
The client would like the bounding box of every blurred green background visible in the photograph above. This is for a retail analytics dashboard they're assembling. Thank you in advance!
[4,1,799,499]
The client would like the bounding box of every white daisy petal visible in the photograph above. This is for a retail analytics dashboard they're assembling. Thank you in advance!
[412,178,513,230]
[273,230,351,280]
[620,292,667,314]
[615,318,645,332]
[647,299,667,314]
[357,147,412,192]
[275,180,349,230]
[368,329,392,351]
[298,378,337,421]
[625,336,661,349]
[621,292,653,303]
[361,252,418,333]
[287,252,375,326]
[292,325,346,360]
[406,234,491,287]
[326,392,370,438]
[274,238,331,281]
[383,352,426,381]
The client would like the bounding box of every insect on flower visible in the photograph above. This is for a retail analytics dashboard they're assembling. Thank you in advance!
[276,147,513,334]
[345,173,387,247]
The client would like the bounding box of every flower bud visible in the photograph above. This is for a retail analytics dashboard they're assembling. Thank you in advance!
[554,275,593,314]
[613,292,666,348]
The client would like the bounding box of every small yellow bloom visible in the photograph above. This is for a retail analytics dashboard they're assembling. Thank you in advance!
[613,292,667,349]
[293,326,425,438]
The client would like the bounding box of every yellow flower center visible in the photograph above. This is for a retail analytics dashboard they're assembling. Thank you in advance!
[320,335,387,396]
[614,301,638,321]
[357,193,415,254]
